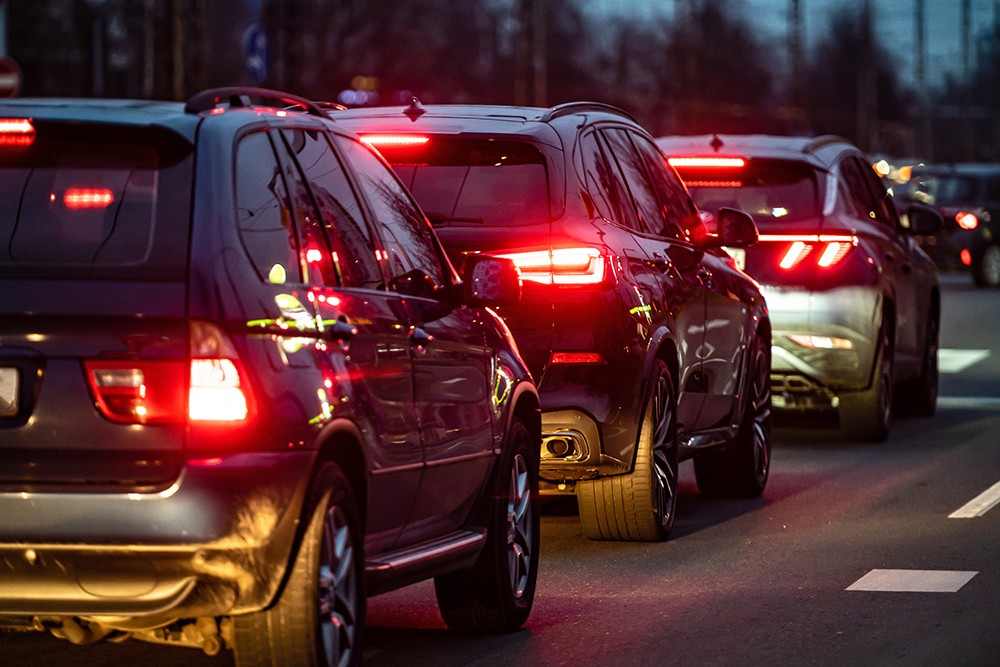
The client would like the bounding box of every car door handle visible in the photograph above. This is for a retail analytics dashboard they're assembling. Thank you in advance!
[410,326,434,349]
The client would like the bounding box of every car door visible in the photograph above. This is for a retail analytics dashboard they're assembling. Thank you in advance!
[273,126,422,555]
[600,127,708,431]
[336,132,496,544]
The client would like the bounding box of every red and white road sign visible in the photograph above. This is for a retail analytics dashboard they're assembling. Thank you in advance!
[0,57,22,98]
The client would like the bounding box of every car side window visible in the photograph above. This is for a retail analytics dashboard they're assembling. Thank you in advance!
[280,129,384,290]
[579,130,637,229]
[235,131,301,284]
[838,158,879,223]
[630,133,694,240]
[335,134,447,297]
[603,128,665,237]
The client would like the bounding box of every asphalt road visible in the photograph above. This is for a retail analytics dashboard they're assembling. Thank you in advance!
[4,272,999,666]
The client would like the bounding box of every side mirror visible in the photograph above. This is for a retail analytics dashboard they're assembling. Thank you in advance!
[461,254,521,307]
[696,207,758,249]
[903,202,944,235]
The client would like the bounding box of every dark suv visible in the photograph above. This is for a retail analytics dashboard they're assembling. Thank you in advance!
[0,89,540,665]
[333,102,772,543]
[900,163,1000,287]
[658,134,942,441]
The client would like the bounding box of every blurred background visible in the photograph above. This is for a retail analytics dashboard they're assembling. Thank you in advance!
[1,0,999,163]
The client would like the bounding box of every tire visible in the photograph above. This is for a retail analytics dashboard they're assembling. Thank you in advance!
[840,322,893,442]
[434,418,539,633]
[894,310,938,417]
[694,334,772,498]
[972,244,1000,288]
[576,359,678,542]
[233,463,364,667]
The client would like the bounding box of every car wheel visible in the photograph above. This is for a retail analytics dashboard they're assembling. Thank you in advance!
[233,462,364,667]
[840,322,893,442]
[694,334,772,498]
[434,418,539,633]
[576,358,678,541]
[972,244,1000,287]
[894,310,938,417]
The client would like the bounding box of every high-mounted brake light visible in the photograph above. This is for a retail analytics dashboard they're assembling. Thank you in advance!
[64,187,114,209]
[684,180,743,188]
[668,157,747,168]
[955,211,978,230]
[360,134,430,147]
[0,118,35,146]
[761,234,858,270]
[496,247,606,285]
[549,352,605,364]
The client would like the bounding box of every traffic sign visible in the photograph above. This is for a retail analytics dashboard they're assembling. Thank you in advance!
[0,56,22,98]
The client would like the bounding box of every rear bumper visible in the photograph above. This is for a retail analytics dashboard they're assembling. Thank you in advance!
[763,284,881,409]
[0,451,315,624]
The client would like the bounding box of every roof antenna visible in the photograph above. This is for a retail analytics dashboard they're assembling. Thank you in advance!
[710,134,724,152]
[403,97,426,122]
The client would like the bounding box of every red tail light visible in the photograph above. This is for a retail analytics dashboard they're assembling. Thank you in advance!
[955,211,978,230]
[86,323,253,425]
[549,352,605,364]
[496,247,606,285]
[64,187,114,209]
[0,118,35,146]
[762,234,857,270]
[360,134,430,147]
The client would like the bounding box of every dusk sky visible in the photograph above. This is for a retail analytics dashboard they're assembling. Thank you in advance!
[585,0,999,88]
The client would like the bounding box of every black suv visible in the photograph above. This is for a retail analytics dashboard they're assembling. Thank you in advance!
[901,163,1000,287]
[0,89,540,665]
[333,102,772,542]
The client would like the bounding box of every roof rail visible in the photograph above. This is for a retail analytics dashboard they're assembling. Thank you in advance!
[184,87,326,118]
[541,101,637,123]
[804,134,851,154]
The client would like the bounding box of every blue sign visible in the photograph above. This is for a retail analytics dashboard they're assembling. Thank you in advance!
[243,23,268,84]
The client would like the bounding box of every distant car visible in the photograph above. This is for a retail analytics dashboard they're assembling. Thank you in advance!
[658,134,942,441]
[900,163,1000,287]
[0,88,541,665]
[332,101,773,542]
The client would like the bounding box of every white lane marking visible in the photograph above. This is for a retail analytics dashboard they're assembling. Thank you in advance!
[937,396,1000,410]
[847,569,978,593]
[938,349,990,374]
[949,480,1000,519]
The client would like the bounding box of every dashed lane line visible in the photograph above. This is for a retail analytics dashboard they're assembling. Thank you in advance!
[937,396,1000,410]
[846,569,978,593]
[939,349,990,374]
[949,480,1000,519]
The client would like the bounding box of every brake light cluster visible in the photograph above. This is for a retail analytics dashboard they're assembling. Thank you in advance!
[0,118,35,146]
[360,134,430,148]
[955,211,978,231]
[63,187,114,209]
[495,247,606,285]
[668,156,746,168]
[85,322,252,425]
[760,234,857,270]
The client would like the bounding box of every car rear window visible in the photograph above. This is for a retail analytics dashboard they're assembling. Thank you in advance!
[0,122,193,280]
[906,173,979,205]
[674,159,821,224]
[373,138,550,227]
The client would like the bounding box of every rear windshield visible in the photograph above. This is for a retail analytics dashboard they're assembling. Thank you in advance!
[674,159,821,224]
[374,138,549,227]
[0,122,193,280]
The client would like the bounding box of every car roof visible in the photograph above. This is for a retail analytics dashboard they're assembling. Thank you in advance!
[0,97,200,142]
[656,133,855,170]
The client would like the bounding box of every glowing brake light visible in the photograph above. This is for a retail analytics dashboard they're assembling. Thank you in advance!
[761,234,858,270]
[549,352,605,364]
[0,118,35,146]
[955,211,978,230]
[64,188,114,209]
[668,157,746,168]
[360,134,430,147]
[189,359,249,422]
[497,247,606,285]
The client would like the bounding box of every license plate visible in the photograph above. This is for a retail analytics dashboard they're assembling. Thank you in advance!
[723,246,746,271]
[0,367,18,417]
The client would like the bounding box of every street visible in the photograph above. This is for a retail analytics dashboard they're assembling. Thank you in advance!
[4,273,999,666]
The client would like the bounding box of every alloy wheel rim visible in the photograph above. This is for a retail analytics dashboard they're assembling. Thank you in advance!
[751,344,772,482]
[983,246,1000,285]
[650,373,677,528]
[506,453,533,600]
[318,504,358,667]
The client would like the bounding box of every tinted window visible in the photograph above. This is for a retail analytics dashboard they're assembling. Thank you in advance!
[335,135,446,296]
[908,173,980,205]
[378,138,549,228]
[0,125,192,280]
[603,128,664,236]
[630,133,693,239]
[282,130,382,289]
[236,131,300,284]
[579,130,637,229]
[676,158,821,225]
